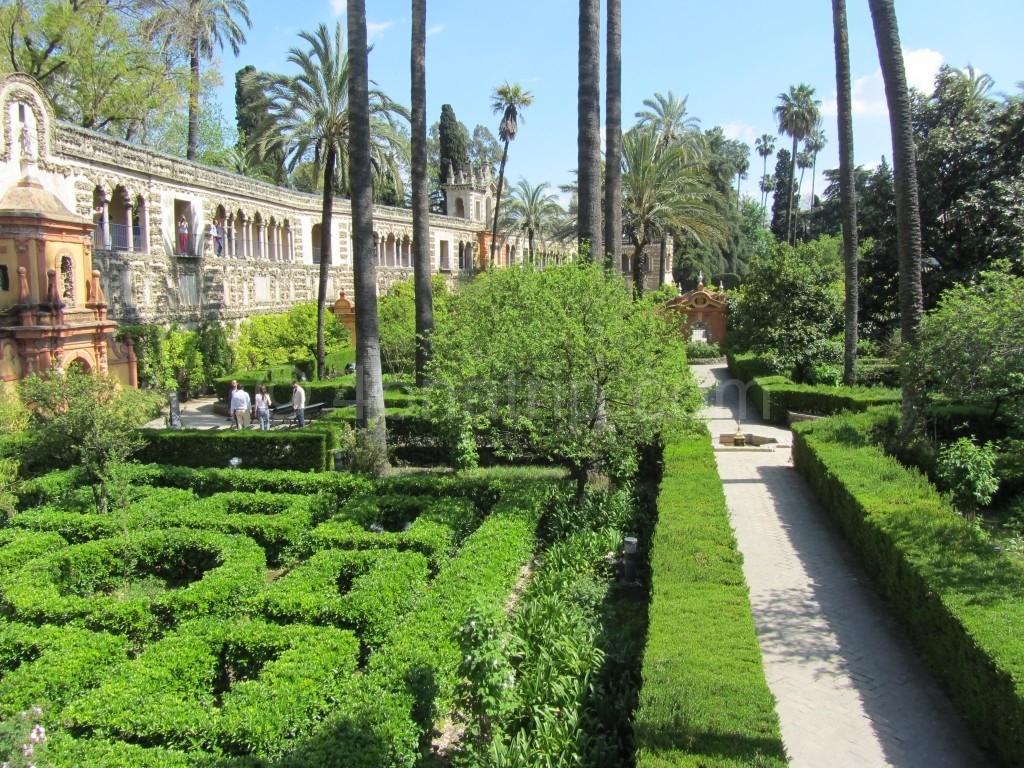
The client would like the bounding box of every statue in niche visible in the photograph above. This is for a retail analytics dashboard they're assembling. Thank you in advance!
[19,123,34,160]
[60,256,75,308]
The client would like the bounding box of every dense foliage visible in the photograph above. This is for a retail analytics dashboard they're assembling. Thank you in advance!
[428,262,702,497]
[235,303,348,372]
[378,276,449,375]
[119,321,235,398]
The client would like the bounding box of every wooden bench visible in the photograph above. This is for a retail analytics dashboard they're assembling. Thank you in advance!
[269,402,325,428]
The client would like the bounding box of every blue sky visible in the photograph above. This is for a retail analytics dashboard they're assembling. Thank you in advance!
[215,0,1024,204]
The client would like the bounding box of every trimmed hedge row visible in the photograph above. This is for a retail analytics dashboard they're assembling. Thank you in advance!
[727,352,899,425]
[253,548,429,649]
[137,428,338,472]
[368,483,547,731]
[307,518,455,571]
[0,622,129,718]
[634,429,787,767]
[126,463,371,500]
[792,411,1024,766]
[65,618,360,760]
[1,529,266,640]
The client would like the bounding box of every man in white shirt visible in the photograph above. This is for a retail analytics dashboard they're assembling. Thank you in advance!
[291,380,306,427]
[229,380,251,429]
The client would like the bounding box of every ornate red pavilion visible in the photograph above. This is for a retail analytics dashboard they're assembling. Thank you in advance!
[663,273,728,344]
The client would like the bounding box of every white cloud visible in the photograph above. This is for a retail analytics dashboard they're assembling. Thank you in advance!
[427,23,444,36]
[330,0,343,15]
[367,20,396,39]
[722,120,756,144]
[821,47,943,118]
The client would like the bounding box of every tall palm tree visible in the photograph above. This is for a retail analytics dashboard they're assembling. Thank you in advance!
[259,23,406,378]
[635,91,702,155]
[603,0,622,270]
[805,121,827,208]
[759,173,777,224]
[952,64,995,105]
[489,82,533,268]
[868,0,924,438]
[145,0,251,162]
[411,0,432,386]
[735,156,749,205]
[348,0,387,450]
[621,126,725,297]
[754,133,776,209]
[796,149,813,206]
[500,178,564,263]
[774,83,820,244]
[577,0,601,260]
[833,0,858,386]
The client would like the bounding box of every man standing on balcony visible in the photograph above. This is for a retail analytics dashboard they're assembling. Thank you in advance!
[178,215,189,255]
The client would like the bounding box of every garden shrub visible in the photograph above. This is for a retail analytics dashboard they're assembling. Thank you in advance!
[368,484,546,731]
[65,618,359,760]
[137,428,335,472]
[1,529,266,640]
[793,412,1024,765]
[253,548,429,649]
[633,428,786,767]
[0,529,68,576]
[307,518,455,570]
[0,623,129,718]
[126,463,371,501]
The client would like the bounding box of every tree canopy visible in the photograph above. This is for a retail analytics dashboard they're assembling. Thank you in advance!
[428,261,703,501]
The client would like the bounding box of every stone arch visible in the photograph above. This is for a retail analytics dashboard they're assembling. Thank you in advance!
[252,212,264,259]
[0,74,56,167]
[108,184,133,251]
[62,353,93,374]
[401,235,411,267]
[233,208,247,258]
[91,185,110,250]
[281,219,292,261]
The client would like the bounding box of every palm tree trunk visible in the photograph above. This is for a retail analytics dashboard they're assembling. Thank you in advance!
[658,236,667,288]
[631,235,647,298]
[810,153,819,208]
[348,0,387,450]
[603,0,621,271]
[528,228,535,264]
[317,145,336,379]
[833,0,859,386]
[411,0,433,387]
[869,0,924,438]
[490,140,509,268]
[786,135,798,244]
[577,0,602,260]
[187,44,200,162]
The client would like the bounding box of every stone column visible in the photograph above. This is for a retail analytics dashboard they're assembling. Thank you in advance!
[122,190,134,253]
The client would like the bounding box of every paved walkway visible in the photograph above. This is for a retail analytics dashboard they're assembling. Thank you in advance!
[693,363,991,768]
[144,396,231,430]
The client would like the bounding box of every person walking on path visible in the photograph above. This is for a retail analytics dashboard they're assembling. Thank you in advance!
[291,379,306,427]
[229,380,251,430]
[254,384,272,431]
[177,215,189,255]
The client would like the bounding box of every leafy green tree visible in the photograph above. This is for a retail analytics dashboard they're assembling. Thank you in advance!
[500,178,564,263]
[144,0,251,162]
[774,83,820,244]
[234,64,285,182]
[489,82,533,268]
[805,121,827,209]
[1,0,184,140]
[936,438,999,522]
[378,275,449,375]
[0,387,29,518]
[20,370,160,511]
[236,303,347,370]
[915,267,1024,427]
[437,103,469,212]
[469,124,501,173]
[622,126,724,297]
[728,239,843,375]
[769,149,796,241]
[428,262,703,503]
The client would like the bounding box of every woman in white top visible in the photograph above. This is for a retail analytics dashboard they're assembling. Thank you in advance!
[254,384,272,431]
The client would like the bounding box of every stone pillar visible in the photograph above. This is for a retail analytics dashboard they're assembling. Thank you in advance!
[100,199,111,250]
[122,190,134,253]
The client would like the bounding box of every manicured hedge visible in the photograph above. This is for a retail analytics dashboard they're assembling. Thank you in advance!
[633,429,787,767]
[65,618,360,760]
[0,622,129,718]
[137,428,337,472]
[253,548,429,648]
[793,410,1024,766]
[1,529,266,640]
[727,352,899,425]
[368,484,546,730]
[124,463,371,501]
[307,518,455,570]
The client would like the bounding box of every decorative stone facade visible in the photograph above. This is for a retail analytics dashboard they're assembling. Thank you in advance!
[1,73,667,329]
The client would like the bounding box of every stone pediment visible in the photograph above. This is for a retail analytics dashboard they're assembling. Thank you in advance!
[665,284,726,312]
